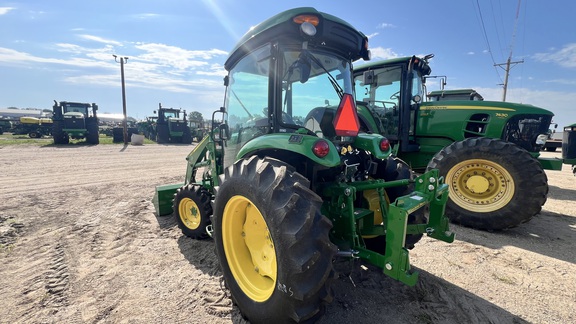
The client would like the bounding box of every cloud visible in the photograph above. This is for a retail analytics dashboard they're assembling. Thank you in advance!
[134,43,227,70]
[0,47,111,68]
[467,51,475,55]
[533,43,576,68]
[0,7,15,15]
[132,13,160,20]
[79,34,123,47]
[0,37,229,96]
[366,32,379,39]
[377,23,396,29]
[369,47,400,60]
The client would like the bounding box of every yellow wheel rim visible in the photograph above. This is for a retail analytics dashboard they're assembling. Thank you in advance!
[362,189,389,239]
[179,198,201,230]
[446,158,515,213]
[222,195,277,302]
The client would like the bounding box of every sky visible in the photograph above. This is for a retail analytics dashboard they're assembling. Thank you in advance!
[1,0,575,126]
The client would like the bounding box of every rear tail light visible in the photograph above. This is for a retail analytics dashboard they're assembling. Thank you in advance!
[379,137,390,152]
[312,140,330,158]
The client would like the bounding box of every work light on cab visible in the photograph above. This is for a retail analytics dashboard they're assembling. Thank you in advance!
[312,139,330,158]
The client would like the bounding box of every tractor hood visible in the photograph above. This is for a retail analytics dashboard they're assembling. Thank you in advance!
[420,100,553,116]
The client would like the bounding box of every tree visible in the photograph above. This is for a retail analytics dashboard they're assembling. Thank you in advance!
[189,111,203,122]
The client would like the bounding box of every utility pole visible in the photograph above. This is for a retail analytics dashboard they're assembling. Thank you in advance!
[494,58,524,102]
[494,0,523,102]
[113,55,129,144]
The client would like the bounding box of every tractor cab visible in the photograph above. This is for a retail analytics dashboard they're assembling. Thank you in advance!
[214,8,371,180]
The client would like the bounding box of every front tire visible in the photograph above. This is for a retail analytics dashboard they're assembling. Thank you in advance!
[427,137,548,230]
[173,184,212,239]
[156,124,169,144]
[213,156,336,324]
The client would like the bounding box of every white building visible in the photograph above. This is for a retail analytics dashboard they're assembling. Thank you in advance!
[0,108,50,120]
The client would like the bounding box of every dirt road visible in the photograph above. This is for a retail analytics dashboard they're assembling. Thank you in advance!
[0,144,574,323]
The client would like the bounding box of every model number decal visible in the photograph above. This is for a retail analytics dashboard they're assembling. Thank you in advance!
[495,113,509,118]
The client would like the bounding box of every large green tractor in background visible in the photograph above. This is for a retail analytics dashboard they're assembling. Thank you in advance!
[52,100,100,144]
[353,56,575,230]
[154,7,454,323]
[154,103,192,144]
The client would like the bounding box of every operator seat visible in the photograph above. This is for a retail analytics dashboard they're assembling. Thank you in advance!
[304,107,336,139]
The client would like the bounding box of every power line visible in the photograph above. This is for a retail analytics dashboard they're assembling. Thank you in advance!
[473,0,504,84]
[494,0,524,102]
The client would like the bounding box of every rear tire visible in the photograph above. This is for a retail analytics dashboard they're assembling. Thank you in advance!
[173,184,212,239]
[426,137,548,230]
[213,156,336,324]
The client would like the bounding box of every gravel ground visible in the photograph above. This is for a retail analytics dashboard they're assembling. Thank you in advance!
[0,144,574,324]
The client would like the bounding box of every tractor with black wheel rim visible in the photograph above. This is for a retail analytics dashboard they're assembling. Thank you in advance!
[426,137,548,230]
[153,7,454,323]
[51,100,99,145]
[152,103,192,144]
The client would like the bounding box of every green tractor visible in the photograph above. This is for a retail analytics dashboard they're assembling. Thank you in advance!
[188,113,205,142]
[353,55,575,230]
[52,100,100,144]
[0,118,12,135]
[562,123,576,175]
[137,116,158,140]
[154,8,454,323]
[154,103,192,144]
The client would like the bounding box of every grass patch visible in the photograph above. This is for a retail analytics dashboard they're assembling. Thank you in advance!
[0,133,156,146]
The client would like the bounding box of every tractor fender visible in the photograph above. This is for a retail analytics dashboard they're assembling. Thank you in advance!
[236,133,341,168]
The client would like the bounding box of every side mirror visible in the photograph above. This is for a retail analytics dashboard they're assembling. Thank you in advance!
[219,123,230,140]
[297,52,311,83]
[363,70,376,85]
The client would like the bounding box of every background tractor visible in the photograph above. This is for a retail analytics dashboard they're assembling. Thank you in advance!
[353,56,575,230]
[154,8,453,324]
[153,103,192,144]
[137,116,158,140]
[10,116,53,138]
[0,118,11,134]
[52,100,100,144]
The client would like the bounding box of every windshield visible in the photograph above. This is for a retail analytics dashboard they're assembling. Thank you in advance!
[224,44,353,151]
[63,103,89,116]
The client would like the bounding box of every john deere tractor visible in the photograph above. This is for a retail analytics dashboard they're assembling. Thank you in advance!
[52,100,99,144]
[353,55,575,230]
[154,8,453,323]
[154,103,192,144]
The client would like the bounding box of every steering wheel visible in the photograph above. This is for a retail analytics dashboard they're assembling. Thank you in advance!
[390,90,401,100]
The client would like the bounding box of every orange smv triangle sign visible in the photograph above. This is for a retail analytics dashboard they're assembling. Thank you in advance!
[333,93,360,137]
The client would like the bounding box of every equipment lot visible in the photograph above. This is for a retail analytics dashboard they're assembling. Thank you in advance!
[0,144,574,323]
